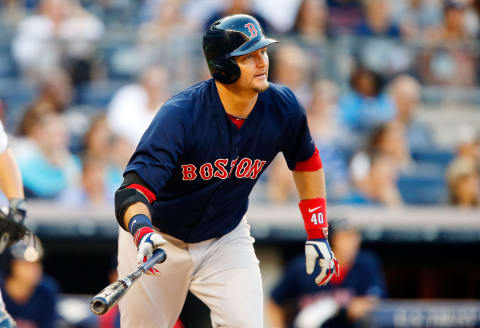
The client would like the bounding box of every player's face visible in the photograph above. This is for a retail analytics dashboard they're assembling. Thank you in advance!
[235,47,269,93]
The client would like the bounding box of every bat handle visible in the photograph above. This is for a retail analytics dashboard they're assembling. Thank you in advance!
[141,248,167,273]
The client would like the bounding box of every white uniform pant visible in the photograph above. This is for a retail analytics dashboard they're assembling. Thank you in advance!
[117,218,263,328]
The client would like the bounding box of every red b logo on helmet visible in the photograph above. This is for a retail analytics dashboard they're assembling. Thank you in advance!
[244,23,258,38]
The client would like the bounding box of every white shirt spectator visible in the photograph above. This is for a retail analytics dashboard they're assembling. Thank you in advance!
[12,0,104,78]
[12,15,61,75]
[107,84,158,147]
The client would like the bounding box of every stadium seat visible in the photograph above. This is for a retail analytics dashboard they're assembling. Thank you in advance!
[412,148,455,169]
[75,80,127,109]
[397,165,447,204]
[0,78,36,129]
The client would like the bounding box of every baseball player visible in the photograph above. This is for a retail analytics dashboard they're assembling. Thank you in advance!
[0,121,28,327]
[115,14,338,327]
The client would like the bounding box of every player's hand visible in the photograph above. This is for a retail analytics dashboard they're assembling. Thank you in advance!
[8,198,27,225]
[305,239,339,286]
[135,228,166,275]
[0,199,27,253]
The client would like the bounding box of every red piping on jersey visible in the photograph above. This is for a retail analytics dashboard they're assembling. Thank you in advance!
[126,184,156,203]
[294,147,323,171]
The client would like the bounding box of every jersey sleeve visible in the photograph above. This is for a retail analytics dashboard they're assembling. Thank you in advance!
[124,103,186,194]
[0,121,8,153]
[281,94,316,170]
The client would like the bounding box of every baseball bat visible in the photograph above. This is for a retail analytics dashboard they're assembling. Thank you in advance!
[90,248,167,315]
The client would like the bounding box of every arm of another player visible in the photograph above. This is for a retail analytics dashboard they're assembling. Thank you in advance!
[0,148,24,199]
[0,146,27,252]
[292,168,339,286]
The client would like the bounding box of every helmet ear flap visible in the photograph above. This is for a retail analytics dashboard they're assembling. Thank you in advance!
[211,57,241,84]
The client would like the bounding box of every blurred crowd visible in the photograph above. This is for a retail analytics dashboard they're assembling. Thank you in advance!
[0,0,479,209]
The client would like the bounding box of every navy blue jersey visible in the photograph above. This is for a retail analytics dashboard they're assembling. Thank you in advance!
[125,79,315,242]
[270,251,386,327]
[0,276,59,328]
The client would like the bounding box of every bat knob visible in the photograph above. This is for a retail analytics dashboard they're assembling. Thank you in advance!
[90,296,109,315]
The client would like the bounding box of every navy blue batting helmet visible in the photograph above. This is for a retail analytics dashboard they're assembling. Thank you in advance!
[202,14,278,84]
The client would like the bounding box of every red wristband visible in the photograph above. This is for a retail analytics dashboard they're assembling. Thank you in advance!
[299,197,328,239]
[133,226,154,246]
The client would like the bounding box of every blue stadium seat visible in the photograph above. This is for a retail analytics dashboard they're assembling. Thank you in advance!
[0,78,36,129]
[75,80,127,109]
[397,165,447,205]
[101,42,139,80]
[0,43,18,78]
[412,148,455,169]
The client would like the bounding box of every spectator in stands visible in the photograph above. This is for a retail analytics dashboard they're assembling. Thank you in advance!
[437,0,477,42]
[290,0,329,42]
[138,0,195,42]
[394,0,442,40]
[83,114,124,196]
[14,108,81,198]
[265,80,350,204]
[265,155,296,204]
[135,0,198,89]
[389,75,434,152]
[365,122,413,172]
[204,0,273,34]
[307,80,350,202]
[12,0,104,86]
[83,114,112,161]
[445,125,480,207]
[268,218,386,328]
[446,157,479,207]
[29,68,73,114]
[325,0,364,36]
[454,124,480,164]
[57,0,105,85]
[418,0,477,87]
[0,238,59,328]
[270,43,312,106]
[355,0,401,38]
[108,134,135,173]
[338,66,395,141]
[346,151,403,206]
[286,0,331,81]
[0,97,6,124]
[107,64,170,147]
[58,115,130,207]
[58,155,110,206]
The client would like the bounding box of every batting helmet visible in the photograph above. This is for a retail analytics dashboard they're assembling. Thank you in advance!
[202,14,278,84]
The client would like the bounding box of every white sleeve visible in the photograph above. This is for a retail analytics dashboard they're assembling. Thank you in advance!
[0,122,8,153]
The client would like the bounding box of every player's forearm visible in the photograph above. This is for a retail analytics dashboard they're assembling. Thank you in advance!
[123,202,151,229]
[294,168,330,240]
[292,168,326,200]
[0,149,24,199]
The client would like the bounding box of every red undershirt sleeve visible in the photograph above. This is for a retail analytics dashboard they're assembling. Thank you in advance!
[294,147,323,171]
